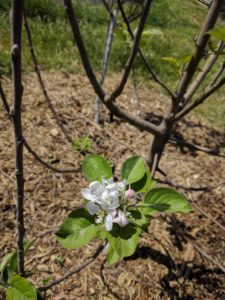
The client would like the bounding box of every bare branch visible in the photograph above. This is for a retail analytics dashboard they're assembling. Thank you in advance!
[209,60,225,86]
[175,75,225,120]
[167,216,225,274]
[184,42,225,103]
[169,136,225,157]
[23,139,81,174]
[105,100,164,135]
[0,80,10,115]
[157,168,225,192]
[106,0,153,103]
[11,0,25,276]
[176,0,223,101]
[38,243,104,292]
[0,82,81,174]
[96,7,119,124]
[23,11,73,145]
[116,0,175,99]
[64,0,162,136]
[64,0,105,100]
[191,201,225,232]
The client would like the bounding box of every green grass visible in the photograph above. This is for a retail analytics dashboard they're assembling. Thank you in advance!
[0,0,224,126]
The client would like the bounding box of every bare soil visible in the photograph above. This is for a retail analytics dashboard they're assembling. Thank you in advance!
[0,71,225,300]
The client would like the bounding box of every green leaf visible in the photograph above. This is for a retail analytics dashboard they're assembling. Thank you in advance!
[137,201,158,217]
[9,241,32,276]
[161,56,178,65]
[0,253,15,274]
[131,167,151,193]
[144,188,192,214]
[82,155,112,182]
[106,244,120,265]
[128,209,150,231]
[121,156,146,184]
[56,208,99,249]
[141,28,163,37]
[6,275,37,300]
[208,27,225,42]
[106,224,141,263]
[0,241,32,283]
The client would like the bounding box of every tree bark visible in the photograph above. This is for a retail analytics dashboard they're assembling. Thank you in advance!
[11,0,25,276]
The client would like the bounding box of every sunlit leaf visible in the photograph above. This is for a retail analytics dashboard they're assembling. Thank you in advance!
[6,275,37,300]
[121,156,146,184]
[83,155,112,182]
[144,188,192,214]
[56,208,99,249]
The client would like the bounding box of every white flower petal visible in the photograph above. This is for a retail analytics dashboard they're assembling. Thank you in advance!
[89,181,101,188]
[117,180,126,191]
[82,188,97,202]
[106,182,117,191]
[113,211,129,227]
[105,214,113,231]
[86,202,100,215]
[107,209,117,218]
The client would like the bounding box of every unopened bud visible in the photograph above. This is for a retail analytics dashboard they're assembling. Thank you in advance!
[125,189,135,199]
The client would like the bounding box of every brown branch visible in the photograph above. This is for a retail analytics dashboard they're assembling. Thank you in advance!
[11,0,25,276]
[96,7,119,124]
[0,82,81,174]
[64,0,162,136]
[184,42,225,103]
[38,243,104,292]
[167,216,225,274]
[0,80,10,115]
[175,75,225,120]
[176,0,223,101]
[191,201,225,232]
[64,0,105,100]
[116,0,175,99]
[23,10,73,145]
[157,168,225,192]
[23,139,81,174]
[105,100,164,135]
[209,60,225,87]
[106,0,153,103]
[169,136,225,157]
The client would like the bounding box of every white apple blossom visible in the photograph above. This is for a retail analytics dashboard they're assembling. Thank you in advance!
[82,177,130,231]
[111,210,129,227]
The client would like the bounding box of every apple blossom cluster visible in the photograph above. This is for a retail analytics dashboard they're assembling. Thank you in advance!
[81,177,136,231]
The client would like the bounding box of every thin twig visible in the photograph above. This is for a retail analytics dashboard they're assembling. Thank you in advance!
[169,137,225,157]
[38,243,104,292]
[23,10,73,145]
[107,0,153,103]
[24,139,81,173]
[0,80,10,115]
[116,0,175,99]
[167,216,225,274]
[190,201,225,232]
[209,60,225,86]
[64,0,105,100]
[184,41,225,103]
[157,168,225,192]
[175,76,225,120]
[11,0,25,276]
[64,0,163,136]
[0,82,81,174]
[96,7,119,124]
[176,0,223,101]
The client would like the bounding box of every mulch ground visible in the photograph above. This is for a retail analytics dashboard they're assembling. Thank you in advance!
[0,71,225,300]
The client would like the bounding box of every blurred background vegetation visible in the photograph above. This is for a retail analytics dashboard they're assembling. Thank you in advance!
[0,0,224,125]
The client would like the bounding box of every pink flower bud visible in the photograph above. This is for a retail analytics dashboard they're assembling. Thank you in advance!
[125,189,135,199]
